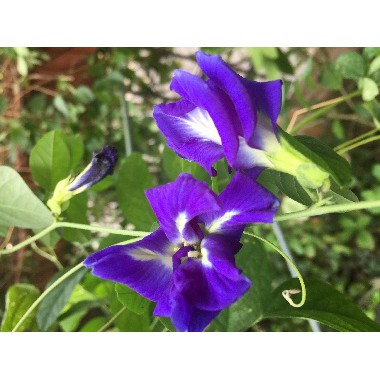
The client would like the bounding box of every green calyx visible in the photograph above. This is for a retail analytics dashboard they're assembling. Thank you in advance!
[266,135,330,190]
[47,176,73,217]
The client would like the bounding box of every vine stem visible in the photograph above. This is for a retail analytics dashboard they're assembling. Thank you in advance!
[244,232,306,308]
[336,135,380,155]
[0,222,149,256]
[274,200,380,222]
[334,128,378,151]
[97,306,127,332]
[272,223,320,331]
[287,90,361,134]
[31,242,63,269]
[12,262,85,332]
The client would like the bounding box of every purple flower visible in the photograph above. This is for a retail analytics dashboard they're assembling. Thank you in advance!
[153,51,283,177]
[84,172,278,332]
[67,146,118,193]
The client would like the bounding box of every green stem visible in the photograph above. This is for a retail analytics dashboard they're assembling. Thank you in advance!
[334,128,378,151]
[274,200,380,222]
[244,232,306,307]
[119,90,132,157]
[291,90,361,135]
[97,306,127,332]
[336,135,380,155]
[0,222,149,256]
[31,242,63,269]
[12,262,85,332]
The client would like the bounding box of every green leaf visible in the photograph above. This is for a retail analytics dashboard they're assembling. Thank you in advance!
[280,131,352,187]
[62,193,90,243]
[271,170,314,206]
[0,166,54,229]
[162,146,210,184]
[264,278,380,332]
[115,283,151,315]
[364,47,380,60]
[209,240,272,331]
[75,86,95,104]
[1,284,40,332]
[29,130,71,192]
[65,134,84,171]
[36,266,88,331]
[335,52,365,80]
[115,153,156,230]
[360,78,379,102]
[80,317,108,332]
[53,95,70,117]
[356,230,375,250]
[109,293,152,332]
[326,181,358,204]
[159,317,175,332]
[372,164,380,182]
[369,55,380,75]
[321,64,343,90]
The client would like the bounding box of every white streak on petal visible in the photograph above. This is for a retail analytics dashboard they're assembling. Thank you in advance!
[207,210,239,233]
[129,248,173,269]
[254,112,280,151]
[182,107,222,145]
[200,247,213,268]
[176,211,188,236]
[235,136,273,168]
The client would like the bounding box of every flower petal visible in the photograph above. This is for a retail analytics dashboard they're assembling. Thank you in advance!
[68,146,118,192]
[200,172,279,238]
[169,69,240,165]
[153,100,225,175]
[196,51,257,142]
[145,173,220,245]
[243,78,282,135]
[83,229,174,302]
[173,234,250,311]
[170,293,220,332]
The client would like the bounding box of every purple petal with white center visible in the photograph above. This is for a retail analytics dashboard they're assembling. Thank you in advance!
[145,173,220,245]
[196,51,257,142]
[200,172,279,238]
[169,69,240,165]
[83,228,174,302]
[173,234,250,311]
[153,100,225,175]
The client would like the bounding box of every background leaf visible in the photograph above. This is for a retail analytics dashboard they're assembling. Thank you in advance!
[335,52,365,80]
[36,266,88,331]
[1,284,40,332]
[0,166,54,229]
[115,283,151,315]
[115,153,155,230]
[360,78,379,102]
[62,193,91,243]
[264,278,380,332]
[29,130,71,192]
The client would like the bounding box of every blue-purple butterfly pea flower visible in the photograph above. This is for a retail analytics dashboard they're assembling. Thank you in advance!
[153,51,330,189]
[84,172,278,332]
[153,51,283,178]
